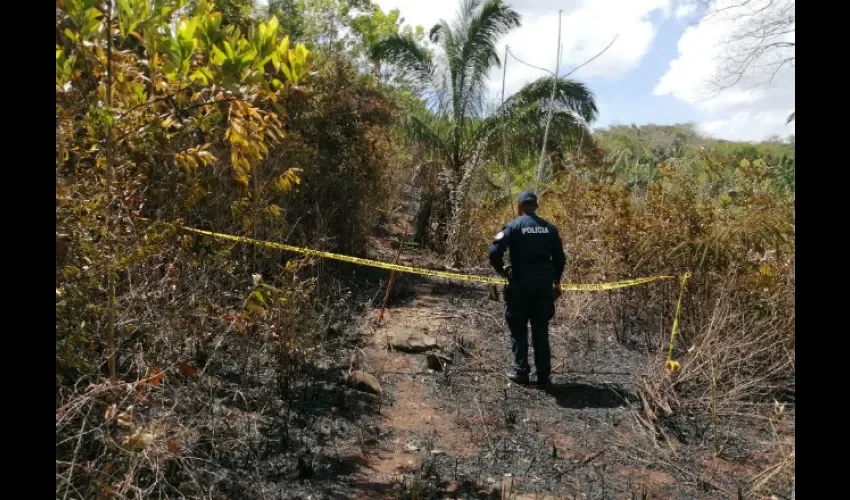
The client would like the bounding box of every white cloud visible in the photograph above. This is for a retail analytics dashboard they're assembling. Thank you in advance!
[505,0,671,80]
[375,0,673,101]
[371,0,458,37]
[674,0,698,20]
[700,109,794,142]
[654,0,795,141]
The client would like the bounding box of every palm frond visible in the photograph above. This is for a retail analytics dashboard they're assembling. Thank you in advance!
[370,33,434,83]
[457,0,485,32]
[505,76,598,123]
[406,112,453,162]
[484,75,596,161]
[487,107,587,161]
[432,20,461,116]
[457,0,521,118]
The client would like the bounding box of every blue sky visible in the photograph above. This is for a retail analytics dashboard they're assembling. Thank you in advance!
[589,14,701,129]
[372,0,795,142]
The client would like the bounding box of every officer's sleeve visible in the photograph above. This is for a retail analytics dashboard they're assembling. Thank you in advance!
[551,225,566,283]
[488,224,511,275]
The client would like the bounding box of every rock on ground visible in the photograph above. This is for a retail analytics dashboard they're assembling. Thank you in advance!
[346,370,382,395]
[388,327,438,352]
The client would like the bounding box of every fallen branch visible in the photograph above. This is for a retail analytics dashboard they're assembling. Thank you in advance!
[474,395,495,454]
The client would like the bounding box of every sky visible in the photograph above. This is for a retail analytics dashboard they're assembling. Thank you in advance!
[370,0,795,142]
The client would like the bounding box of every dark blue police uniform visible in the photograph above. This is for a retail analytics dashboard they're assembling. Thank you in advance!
[488,191,566,384]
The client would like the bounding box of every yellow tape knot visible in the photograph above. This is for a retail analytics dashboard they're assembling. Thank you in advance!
[665,359,681,374]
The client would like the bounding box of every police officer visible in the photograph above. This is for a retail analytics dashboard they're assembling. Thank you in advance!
[488,190,566,387]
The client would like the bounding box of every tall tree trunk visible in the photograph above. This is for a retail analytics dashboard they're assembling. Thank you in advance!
[105,0,117,381]
[446,143,487,263]
[412,160,439,250]
[413,191,433,248]
[431,168,453,253]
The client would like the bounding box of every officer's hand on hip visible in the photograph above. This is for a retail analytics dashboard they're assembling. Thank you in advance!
[553,282,562,299]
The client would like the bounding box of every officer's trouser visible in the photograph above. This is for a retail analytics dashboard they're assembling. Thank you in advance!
[503,280,556,379]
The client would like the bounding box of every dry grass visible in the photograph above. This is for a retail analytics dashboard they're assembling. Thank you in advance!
[453,150,795,498]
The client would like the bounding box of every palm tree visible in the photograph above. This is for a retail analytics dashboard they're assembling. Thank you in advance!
[493,76,598,175]
[371,0,597,258]
[372,0,520,171]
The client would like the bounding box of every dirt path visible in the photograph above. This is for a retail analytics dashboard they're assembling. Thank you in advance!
[347,277,690,499]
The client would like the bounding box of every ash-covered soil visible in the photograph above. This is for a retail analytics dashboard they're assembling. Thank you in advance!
[339,279,794,500]
[172,272,791,499]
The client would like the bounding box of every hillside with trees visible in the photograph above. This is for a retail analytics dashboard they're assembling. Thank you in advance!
[56,1,794,498]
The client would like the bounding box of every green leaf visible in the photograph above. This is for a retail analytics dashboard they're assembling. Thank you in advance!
[264,204,282,217]
[211,44,227,65]
[83,7,104,38]
[237,39,256,64]
[273,168,302,192]
[278,36,290,57]
[295,44,309,62]
[258,52,275,68]
[266,16,279,34]
[254,290,266,304]
[190,68,212,84]
[116,0,137,38]
[223,40,235,59]
[280,63,293,84]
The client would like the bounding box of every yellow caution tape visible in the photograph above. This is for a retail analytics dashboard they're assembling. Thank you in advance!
[142,217,691,374]
[665,272,692,374]
[142,218,679,292]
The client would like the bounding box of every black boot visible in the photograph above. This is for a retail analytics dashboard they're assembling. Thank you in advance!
[507,372,530,385]
[535,375,551,388]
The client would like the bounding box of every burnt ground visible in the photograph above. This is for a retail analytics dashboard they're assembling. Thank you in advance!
[186,272,792,500]
[145,181,794,500]
[340,277,794,500]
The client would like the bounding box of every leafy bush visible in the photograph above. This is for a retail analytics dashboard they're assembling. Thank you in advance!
[56,1,407,496]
